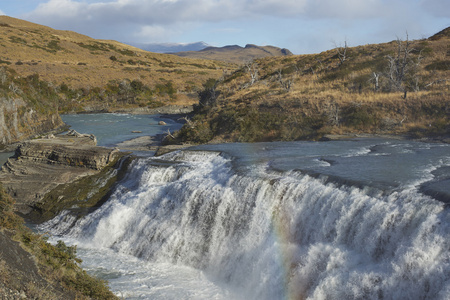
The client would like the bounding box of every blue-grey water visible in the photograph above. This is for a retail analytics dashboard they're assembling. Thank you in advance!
[40,114,450,300]
[0,113,182,166]
[0,151,13,166]
[61,113,183,147]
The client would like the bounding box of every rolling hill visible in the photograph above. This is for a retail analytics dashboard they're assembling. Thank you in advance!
[172,44,293,64]
[0,16,238,146]
[0,15,448,147]
[168,28,450,144]
[0,16,234,106]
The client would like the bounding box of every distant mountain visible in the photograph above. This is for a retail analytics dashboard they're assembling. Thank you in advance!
[130,42,211,53]
[171,44,293,64]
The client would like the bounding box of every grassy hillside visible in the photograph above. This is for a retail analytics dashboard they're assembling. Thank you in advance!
[173,44,293,64]
[0,184,117,299]
[0,16,448,143]
[168,28,449,143]
[0,16,235,110]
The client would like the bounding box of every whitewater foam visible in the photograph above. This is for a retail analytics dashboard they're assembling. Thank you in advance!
[40,148,450,300]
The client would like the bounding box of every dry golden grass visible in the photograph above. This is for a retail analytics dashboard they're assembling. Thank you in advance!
[171,28,449,143]
[0,16,237,106]
[217,33,449,105]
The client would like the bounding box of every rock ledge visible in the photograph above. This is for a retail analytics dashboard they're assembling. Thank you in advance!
[0,132,120,215]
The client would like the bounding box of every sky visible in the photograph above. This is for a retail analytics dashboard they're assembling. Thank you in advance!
[0,0,449,54]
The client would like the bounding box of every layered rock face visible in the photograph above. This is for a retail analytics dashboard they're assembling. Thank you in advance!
[0,133,120,215]
[0,97,64,149]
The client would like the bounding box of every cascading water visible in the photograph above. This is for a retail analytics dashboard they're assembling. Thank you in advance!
[40,141,450,300]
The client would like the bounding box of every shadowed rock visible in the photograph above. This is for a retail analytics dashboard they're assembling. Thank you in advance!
[0,133,120,215]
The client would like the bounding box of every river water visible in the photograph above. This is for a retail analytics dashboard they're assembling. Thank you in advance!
[61,113,183,148]
[39,114,450,299]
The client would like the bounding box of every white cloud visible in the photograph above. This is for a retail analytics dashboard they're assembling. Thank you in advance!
[26,0,387,27]
[0,9,5,16]
[29,0,85,20]
[20,0,447,52]
[134,24,184,42]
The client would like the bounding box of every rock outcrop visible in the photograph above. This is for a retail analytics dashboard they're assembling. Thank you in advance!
[0,96,64,149]
[0,132,120,215]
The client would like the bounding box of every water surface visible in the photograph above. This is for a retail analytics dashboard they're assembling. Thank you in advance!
[39,114,450,299]
[61,113,183,147]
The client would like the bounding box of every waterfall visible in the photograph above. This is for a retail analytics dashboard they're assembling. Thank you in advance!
[41,150,450,300]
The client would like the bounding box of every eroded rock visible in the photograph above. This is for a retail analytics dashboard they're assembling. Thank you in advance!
[0,133,120,216]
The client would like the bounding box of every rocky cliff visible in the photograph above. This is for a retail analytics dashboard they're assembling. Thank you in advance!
[0,67,65,149]
[0,97,64,148]
[0,133,122,217]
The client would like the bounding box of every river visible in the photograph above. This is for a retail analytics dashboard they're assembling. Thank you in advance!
[38,114,450,300]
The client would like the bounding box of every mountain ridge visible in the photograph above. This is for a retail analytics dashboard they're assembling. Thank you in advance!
[172,43,293,64]
[130,41,211,53]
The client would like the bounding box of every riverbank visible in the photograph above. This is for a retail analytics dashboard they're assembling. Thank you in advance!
[65,105,194,116]
[0,132,124,218]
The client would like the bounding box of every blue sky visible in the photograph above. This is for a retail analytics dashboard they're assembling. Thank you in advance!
[0,0,448,54]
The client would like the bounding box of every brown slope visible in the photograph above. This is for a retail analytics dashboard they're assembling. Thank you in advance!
[172,44,293,64]
[168,28,450,144]
[0,16,236,105]
[428,26,450,41]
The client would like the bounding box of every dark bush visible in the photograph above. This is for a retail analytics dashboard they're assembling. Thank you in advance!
[425,60,449,71]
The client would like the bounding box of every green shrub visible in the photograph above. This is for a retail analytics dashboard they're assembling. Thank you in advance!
[116,48,135,56]
[342,105,378,129]
[9,36,27,44]
[47,40,63,51]
[425,60,449,71]
[0,184,24,229]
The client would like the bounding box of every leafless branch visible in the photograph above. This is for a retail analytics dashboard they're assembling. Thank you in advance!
[277,69,292,92]
[179,116,194,128]
[335,40,348,66]
[166,129,175,139]
[245,60,259,85]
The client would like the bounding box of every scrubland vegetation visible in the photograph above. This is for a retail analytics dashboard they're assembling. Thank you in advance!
[0,184,117,299]
[0,14,449,300]
[168,28,449,143]
[0,16,233,111]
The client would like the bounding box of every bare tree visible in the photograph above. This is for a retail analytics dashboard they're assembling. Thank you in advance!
[370,72,381,92]
[198,78,218,108]
[335,40,348,66]
[326,102,340,126]
[0,67,7,85]
[245,60,259,85]
[165,128,175,139]
[277,69,292,92]
[385,33,414,95]
[179,116,194,128]
[9,82,20,94]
